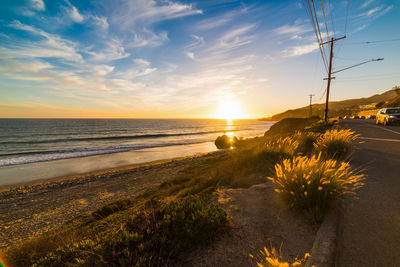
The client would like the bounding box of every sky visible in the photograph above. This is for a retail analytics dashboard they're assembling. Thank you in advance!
[0,0,399,118]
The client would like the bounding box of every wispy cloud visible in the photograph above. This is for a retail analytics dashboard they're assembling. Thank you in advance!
[210,24,256,53]
[86,38,130,61]
[64,0,85,23]
[283,43,319,57]
[8,20,83,63]
[185,52,195,60]
[113,0,202,29]
[185,35,204,49]
[30,0,45,11]
[274,24,311,35]
[131,29,168,48]
[91,16,109,30]
[361,0,374,9]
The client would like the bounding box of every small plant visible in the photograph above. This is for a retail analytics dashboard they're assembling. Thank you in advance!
[268,154,364,222]
[266,136,299,156]
[250,246,310,267]
[292,131,320,155]
[314,129,358,159]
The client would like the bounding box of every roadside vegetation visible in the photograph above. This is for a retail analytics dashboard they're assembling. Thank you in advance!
[4,116,363,266]
[250,245,310,267]
[269,154,364,222]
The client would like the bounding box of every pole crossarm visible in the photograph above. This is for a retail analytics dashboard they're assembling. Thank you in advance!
[332,58,384,74]
[320,35,346,46]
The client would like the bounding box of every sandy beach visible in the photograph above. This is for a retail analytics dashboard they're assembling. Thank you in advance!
[0,151,225,249]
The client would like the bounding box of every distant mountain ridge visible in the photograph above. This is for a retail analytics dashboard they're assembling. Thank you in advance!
[262,87,400,121]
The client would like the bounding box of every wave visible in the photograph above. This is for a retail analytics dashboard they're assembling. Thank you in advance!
[0,139,211,167]
[0,129,244,145]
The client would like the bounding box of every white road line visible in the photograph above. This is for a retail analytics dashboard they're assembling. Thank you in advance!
[374,126,400,135]
[359,137,400,142]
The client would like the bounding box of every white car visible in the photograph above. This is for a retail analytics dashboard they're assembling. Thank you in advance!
[376,107,400,126]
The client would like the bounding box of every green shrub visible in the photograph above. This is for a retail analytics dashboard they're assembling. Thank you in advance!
[33,197,227,267]
[92,199,132,220]
[314,129,358,159]
[268,154,364,222]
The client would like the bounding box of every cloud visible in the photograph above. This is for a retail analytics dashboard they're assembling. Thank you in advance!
[110,0,202,48]
[8,20,83,63]
[361,0,374,8]
[367,6,383,16]
[274,24,311,35]
[131,29,168,48]
[114,0,202,29]
[30,0,45,11]
[133,58,151,66]
[185,52,195,60]
[64,0,85,23]
[91,16,109,30]
[86,38,130,61]
[185,35,204,49]
[210,24,256,53]
[196,5,250,31]
[283,43,319,57]
[92,65,115,76]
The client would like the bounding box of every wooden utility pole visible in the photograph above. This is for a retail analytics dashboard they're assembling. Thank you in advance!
[308,94,314,117]
[322,36,346,123]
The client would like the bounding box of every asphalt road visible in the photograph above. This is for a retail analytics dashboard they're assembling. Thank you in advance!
[336,119,400,266]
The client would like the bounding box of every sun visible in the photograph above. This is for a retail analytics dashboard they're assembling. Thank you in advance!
[213,101,248,119]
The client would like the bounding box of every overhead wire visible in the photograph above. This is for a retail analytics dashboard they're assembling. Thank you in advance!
[321,0,330,41]
[311,0,329,66]
[342,38,400,45]
[303,0,329,73]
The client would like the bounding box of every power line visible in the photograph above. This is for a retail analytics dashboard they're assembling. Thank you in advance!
[343,38,400,45]
[303,0,329,73]
[344,0,349,35]
[321,0,330,41]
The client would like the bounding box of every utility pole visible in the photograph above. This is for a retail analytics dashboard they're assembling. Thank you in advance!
[308,94,314,117]
[322,36,346,123]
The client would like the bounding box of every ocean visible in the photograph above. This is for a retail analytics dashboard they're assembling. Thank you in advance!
[0,119,274,168]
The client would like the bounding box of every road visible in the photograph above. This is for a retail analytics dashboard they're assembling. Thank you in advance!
[336,119,400,266]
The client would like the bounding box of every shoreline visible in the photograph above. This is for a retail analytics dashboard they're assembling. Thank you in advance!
[0,141,217,187]
[0,150,226,248]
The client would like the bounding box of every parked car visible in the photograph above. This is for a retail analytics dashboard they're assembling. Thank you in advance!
[367,114,376,119]
[344,116,350,119]
[351,115,359,119]
[360,116,366,119]
[376,107,400,126]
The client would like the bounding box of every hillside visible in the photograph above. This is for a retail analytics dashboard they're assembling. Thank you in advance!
[262,86,400,121]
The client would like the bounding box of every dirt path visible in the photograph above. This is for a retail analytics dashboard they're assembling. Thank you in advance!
[0,152,223,249]
[182,184,317,266]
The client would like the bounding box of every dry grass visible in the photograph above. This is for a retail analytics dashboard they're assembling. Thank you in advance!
[268,153,364,222]
[250,246,310,267]
[314,129,358,159]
